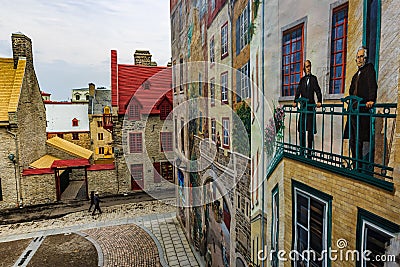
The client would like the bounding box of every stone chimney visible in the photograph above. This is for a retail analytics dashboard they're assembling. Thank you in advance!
[134,50,153,66]
[12,32,33,69]
[89,83,95,97]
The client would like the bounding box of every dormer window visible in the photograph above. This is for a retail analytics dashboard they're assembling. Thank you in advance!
[86,94,90,101]
[144,81,151,90]
[128,104,140,120]
[72,118,79,127]
[160,103,172,120]
[75,94,80,101]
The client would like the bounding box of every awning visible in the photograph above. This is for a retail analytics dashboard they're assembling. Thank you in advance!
[51,159,90,169]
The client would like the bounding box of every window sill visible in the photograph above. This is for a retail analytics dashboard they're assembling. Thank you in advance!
[324,93,344,100]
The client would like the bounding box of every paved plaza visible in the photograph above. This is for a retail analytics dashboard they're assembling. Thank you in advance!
[0,199,201,267]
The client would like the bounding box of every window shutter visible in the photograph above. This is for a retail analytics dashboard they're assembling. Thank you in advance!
[236,71,242,102]
[153,162,161,183]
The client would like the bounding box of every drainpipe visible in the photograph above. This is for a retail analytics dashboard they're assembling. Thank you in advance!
[261,0,266,266]
[7,129,22,208]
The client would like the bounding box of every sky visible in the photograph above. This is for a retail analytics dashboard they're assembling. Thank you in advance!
[0,0,171,101]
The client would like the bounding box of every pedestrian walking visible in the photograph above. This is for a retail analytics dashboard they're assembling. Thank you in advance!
[88,191,95,212]
[92,192,103,216]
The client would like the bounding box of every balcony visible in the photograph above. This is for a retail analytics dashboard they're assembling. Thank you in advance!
[271,96,397,191]
[102,113,113,132]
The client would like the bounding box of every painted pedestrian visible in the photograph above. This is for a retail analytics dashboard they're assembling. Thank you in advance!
[92,192,103,216]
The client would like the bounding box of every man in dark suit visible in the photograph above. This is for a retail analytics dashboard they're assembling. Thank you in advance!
[346,46,377,165]
[293,60,322,157]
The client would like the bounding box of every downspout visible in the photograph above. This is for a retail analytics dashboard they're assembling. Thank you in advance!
[260,0,266,266]
[7,129,22,207]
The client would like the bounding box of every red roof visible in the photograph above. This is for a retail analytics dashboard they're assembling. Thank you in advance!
[41,91,51,96]
[87,164,115,171]
[51,159,90,169]
[111,50,172,115]
[22,168,53,176]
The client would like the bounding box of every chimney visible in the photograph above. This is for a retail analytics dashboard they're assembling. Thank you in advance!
[12,32,33,69]
[111,50,118,107]
[89,83,95,97]
[134,50,152,66]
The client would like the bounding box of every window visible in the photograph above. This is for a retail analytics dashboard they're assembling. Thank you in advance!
[144,81,150,89]
[293,182,332,267]
[210,0,215,11]
[180,58,184,92]
[199,111,203,133]
[72,118,79,127]
[222,118,229,148]
[357,208,399,267]
[237,62,250,100]
[330,4,348,94]
[97,121,103,127]
[271,187,279,267]
[221,23,228,58]
[210,37,215,64]
[201,24,205,46]
[98,133,104,140]
[181,119,185,152]
[221,72,228,103]
[161,162,173,181]
[72,133,79,140]
[0,179,2,201]
[211,119,216,142]
[199,72,202,96]
[210,78,215,106]
[160,103,171,120]
[175,118,178,149]
[129,133,142,153]
[99,147,104,154]
[161,132,173,152]
[57,133,64,138]
[131,164,143,180]
[86,94,89,101]
[237,4,249,53]
[128,104,140,120]
[75,94,80,101]
[282,24,304,97]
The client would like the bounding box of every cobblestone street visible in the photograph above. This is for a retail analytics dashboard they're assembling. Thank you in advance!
[0,199,200,267]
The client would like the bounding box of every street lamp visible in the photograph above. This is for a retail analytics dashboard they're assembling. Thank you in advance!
[8,153,20,207]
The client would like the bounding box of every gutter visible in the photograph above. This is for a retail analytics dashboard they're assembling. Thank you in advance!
[7,129,22,207]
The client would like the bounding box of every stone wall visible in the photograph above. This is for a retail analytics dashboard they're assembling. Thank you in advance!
[20,173,56,207]
[113,113,175,193]
[0,129,20,210]
[87,169,117,196]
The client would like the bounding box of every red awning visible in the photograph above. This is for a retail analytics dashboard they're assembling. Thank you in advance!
[22,168,54,176]
[51,159,90,169]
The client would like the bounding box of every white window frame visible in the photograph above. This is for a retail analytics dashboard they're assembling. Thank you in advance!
[221,23,228,57]
[360,221,396,267]
[240,62,250,99]
[211,119,216,142]
[210,37,215,63]
[222,118,229,147]
[221,72,228,102]
[239,5,249,51]
[294,188,329,267]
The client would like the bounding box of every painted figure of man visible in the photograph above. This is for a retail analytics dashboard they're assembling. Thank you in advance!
[345,46,377,165]
[293,60,322,156]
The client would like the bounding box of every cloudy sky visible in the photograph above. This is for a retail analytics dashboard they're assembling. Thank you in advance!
[0,0,171,101]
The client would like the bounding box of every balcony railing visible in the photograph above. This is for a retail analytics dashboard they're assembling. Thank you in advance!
[275,96,397,190]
